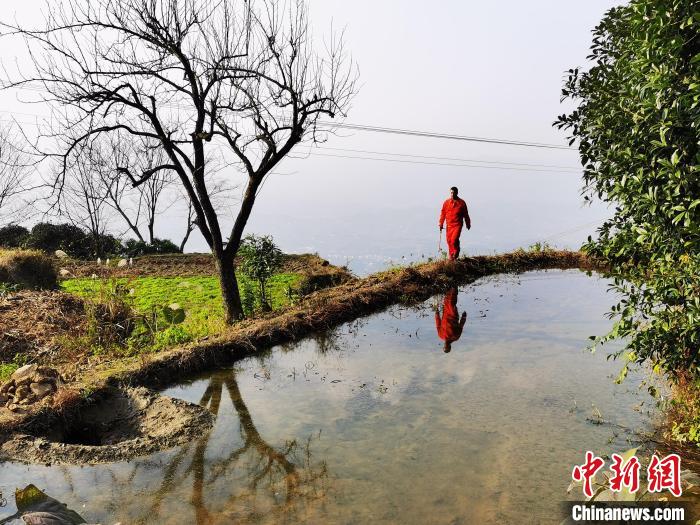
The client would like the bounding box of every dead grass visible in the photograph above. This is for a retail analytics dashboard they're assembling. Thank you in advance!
[0,290,86,363]
[61,252,352,281]
[0,249,57,290]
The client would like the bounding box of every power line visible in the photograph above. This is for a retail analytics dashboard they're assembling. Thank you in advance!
[3,87,574,150]
[315,121,575,151]
[301,151,579,174]
[314,146,581,171]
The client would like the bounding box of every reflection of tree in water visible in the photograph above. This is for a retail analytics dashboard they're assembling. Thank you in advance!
[139,369,328,524]
[279,327,348,356]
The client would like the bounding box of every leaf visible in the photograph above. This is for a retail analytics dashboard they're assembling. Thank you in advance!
[13,485,86,524]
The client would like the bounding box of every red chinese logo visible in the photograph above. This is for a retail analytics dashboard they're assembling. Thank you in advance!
[647,453,681,497]
[572,451,682,498]
[572,451,605,498]
[609,453,641,493]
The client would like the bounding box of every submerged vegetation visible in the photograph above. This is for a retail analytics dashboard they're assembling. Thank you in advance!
[557,0,700,443]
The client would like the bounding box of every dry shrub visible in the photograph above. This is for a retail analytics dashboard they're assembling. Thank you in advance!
[88,297,135,347]
[51,387,83,410]
[0,290,86,362]
[0,249,58,290]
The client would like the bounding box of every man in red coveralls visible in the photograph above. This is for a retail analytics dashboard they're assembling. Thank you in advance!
[439,186,471,260]
[435,287,467,353]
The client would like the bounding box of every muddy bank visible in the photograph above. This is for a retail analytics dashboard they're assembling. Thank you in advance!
[0,250,600,437]
[0,387,213,465]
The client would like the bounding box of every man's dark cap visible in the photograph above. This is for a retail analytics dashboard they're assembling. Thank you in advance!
[450,186,458,194]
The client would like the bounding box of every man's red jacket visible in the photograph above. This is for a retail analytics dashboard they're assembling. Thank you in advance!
[439,197,471,230]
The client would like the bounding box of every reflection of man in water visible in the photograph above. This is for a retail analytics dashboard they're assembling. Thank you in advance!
[435,287,467,353]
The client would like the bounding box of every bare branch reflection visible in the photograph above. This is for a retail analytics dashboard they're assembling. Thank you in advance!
[137,369,328,524]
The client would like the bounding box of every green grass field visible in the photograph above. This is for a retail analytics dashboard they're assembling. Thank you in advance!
[61,273,301,352]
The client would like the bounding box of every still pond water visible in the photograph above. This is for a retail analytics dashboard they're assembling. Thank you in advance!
[0,270,660,524]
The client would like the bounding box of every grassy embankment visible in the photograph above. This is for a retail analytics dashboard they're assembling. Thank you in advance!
[61,273,300,352]
[0,253,350,383]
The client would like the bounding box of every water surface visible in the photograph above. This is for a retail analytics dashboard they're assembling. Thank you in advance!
[0,270,659,524]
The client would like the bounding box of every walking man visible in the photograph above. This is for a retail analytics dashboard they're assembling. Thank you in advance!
[439,186,471,260]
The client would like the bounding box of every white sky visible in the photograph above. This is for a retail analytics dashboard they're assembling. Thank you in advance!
[0,0,623,274]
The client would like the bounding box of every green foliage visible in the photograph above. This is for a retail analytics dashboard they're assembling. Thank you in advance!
[25,222,89,257]
[62,272,300,350]
[0,353,28,382]
[555,0,700,395]
[0,281,20,296]
[0,222,183,259]
[123,238,181,257]
[0,363,19,382]
[239,234,284,311]
[20,222,122,258]
[92,233,123,258]
[0,225,29,248]
[527,241,554,253]
[240,277,256,316]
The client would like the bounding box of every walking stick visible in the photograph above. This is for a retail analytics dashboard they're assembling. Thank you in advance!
[438,228,443,255]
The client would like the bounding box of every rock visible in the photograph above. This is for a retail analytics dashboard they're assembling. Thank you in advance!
[59,269,72,277]
[54,250,68,258]
[15,384,31,401]
[12,364,38,383]
[14,376,32,388]
[36,366,60,380]
[30,382,54,398]
[0,393,6,405]
[117,258,128,267]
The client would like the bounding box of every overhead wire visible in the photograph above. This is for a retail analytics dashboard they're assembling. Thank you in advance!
[314,121,575,150]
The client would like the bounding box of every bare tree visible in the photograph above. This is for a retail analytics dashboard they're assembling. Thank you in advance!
[179,176,233,252]
[62,143,114,255]
[99,135,175,244]
[0,125,30,224]
[0,0,357,322]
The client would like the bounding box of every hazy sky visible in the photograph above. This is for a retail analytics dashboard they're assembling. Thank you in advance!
[0,1,622,274]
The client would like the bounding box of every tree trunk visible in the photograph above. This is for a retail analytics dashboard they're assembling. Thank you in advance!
[216,252,244,323]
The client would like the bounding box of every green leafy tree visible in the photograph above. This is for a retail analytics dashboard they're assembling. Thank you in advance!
[239,235,283,311]
[555,2,699,384]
